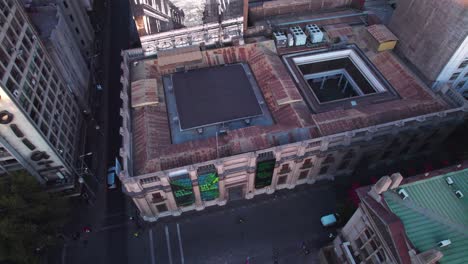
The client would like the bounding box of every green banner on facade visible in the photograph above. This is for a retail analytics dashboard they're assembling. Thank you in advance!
[170,174,195,207]
[255,159,275,189]
[198,172,219,201]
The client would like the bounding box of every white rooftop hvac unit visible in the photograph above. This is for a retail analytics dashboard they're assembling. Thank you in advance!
[305,24,324,44]
[289,26,307,46]
[273,32,287,48]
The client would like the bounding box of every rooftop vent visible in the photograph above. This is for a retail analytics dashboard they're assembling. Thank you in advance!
[398,189,409,200]
[273,31,287,48]
[305,24,324,44]
[445,177,454,185]
[438,240,451,248]
[218,128,228,136]
[455,190,464,199]
[289,26,307,46]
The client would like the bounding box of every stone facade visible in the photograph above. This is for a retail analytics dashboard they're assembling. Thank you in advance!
[389,0,468,97]
[119,45,466,220]
[0,0,83,190]
[118,9,468,221]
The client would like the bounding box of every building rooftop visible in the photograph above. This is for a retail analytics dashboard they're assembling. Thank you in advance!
[128,15,450,175]
[383,169,468,264]
[170,64,263,130]
[26,5,58,39]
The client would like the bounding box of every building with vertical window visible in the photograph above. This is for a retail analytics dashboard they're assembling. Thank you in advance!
[0,0,83,191]
[130,0,185,37]
[19,0,95,106]
[23,0,94,60]
[326,165,468,264]
[119,10,468,221]
[388,0,468,98]
[129,0,246,53]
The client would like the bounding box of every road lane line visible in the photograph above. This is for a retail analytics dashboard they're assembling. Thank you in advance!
[61,243,67,264]
[165,225,173,264]
[176,223,185,264]
[149,229,156,264]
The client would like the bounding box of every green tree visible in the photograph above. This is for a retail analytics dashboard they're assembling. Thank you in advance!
[0,171,70,264]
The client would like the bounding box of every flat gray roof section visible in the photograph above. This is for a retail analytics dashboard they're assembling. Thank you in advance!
[172,64,263,130]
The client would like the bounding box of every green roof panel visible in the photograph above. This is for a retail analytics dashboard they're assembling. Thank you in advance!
[383,169,468,264]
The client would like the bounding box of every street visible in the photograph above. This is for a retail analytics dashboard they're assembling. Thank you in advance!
[65,182,337,264]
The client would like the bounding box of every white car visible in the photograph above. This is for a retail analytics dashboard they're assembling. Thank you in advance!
[321,213,339,227]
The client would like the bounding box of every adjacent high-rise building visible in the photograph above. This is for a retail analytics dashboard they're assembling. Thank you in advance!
[21,0,95,106]
[389,0,468,98]
[0,0,83,191]
[119,7,468,221]
[326,165,468,264]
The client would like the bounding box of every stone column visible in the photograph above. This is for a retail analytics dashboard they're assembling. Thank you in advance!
[160,175,180,216]
[135,196,159,222]
[216,162,227,206]
[246,153,257,199]
[267,150,282,194]
[288,160,301,189]
[320,137,330,152]
[288,142,308,188]
[188,167,204,211]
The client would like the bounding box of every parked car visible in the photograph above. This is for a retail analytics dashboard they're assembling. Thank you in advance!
[321,213,339,227]
[107,166,117,189]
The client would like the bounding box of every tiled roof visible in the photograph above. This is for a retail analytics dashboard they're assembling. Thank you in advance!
[157,45,202,67]
[131,79,158,108]
[129,25,450,174]
[323,24,353,39]
[367,24,398,43]
[383,169,468,264]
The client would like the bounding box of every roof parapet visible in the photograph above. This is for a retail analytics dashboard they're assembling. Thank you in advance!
[409,249,443,264]
[389,173,404,189]
[368,176,392,202]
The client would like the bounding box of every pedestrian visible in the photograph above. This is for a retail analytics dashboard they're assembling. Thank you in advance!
[83,226,92,233]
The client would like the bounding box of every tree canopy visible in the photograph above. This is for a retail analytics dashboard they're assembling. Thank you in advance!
[0,171,69,264]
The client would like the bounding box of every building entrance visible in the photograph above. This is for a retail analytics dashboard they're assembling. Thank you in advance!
[228,185,244,201]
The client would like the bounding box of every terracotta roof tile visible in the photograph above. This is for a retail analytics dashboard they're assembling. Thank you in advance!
[157,45,203,66]
[131,79,159,108]
[323,23,353,39]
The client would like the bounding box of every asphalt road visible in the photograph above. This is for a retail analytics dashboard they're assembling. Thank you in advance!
[66,181,337,264]
[123,183,337,264]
